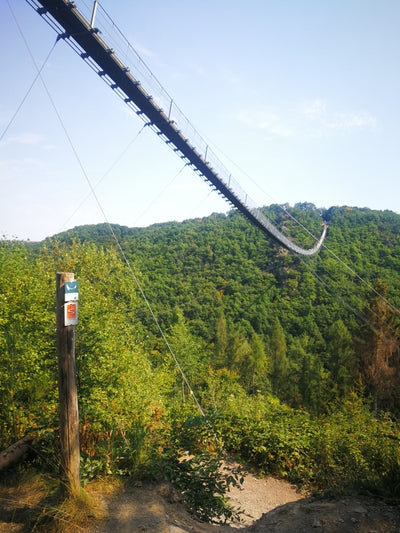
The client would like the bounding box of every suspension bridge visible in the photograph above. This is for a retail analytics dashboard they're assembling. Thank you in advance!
[26,0,327,255]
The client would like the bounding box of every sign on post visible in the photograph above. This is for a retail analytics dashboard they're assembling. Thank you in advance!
[64,281,79,326]
[65,301,78,326]
[65,281,79,301]
[56,272,80,495]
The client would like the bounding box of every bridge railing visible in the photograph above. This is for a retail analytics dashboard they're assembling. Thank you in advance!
[80,1,261,215]
[28,0,326,254]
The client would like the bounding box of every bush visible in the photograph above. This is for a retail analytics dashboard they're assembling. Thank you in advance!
[217,393,400,496]
[163,450,243,524]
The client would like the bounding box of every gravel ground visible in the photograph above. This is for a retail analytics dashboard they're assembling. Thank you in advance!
[1,467,399,532]
[81,467,400,533]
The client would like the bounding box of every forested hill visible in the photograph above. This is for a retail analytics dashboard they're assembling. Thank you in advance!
[2,203,400,505]
[53,203,400,414]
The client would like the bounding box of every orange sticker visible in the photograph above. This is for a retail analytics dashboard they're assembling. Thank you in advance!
[65,302,78,325]
[66,303,77,319]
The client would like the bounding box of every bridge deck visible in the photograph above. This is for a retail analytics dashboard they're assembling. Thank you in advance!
[30,0,326,255]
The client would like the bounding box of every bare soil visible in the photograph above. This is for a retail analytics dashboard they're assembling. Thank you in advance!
[0,468,399,532]
[81,474,400,533]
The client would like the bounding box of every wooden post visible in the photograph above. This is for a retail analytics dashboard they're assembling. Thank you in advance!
[56,272,80,496]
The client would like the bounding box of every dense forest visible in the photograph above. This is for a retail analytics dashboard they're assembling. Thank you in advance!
[1,204,400,520]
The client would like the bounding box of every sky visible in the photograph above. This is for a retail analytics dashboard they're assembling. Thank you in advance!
[1,0,399,241]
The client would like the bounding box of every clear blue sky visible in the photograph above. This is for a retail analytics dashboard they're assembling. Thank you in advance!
[1,0,399,241]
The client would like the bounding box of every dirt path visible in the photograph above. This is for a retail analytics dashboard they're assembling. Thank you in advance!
[82,473,304,533]
[1,469,399,532]
[82,471,400,533]
[226,471,304,527]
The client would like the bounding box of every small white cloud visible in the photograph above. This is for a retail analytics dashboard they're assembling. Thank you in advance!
[2,132,45,146]
[258,113,296,138]
[300,99,327,118]
[237,109,296,138]
[236,99,377,139]
[325,110,376,131]
[127,41,155,62]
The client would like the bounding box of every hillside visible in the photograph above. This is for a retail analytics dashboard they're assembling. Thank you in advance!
[1,203,400,528]
[53,203,400,414]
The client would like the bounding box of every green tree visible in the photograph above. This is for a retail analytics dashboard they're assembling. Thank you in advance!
[213,308,228,369]
[326,319,355,400]
[0,241,55,446]
[289,335,329,414]
[168,307,209,401]
[40,239,173,474]
[229,327,252,376]
[239,332,269,394]
[268,316,289,396]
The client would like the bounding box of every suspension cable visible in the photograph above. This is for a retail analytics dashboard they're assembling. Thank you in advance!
[58,121,149,233]
[11,0,210,424]
[1,2,58,142]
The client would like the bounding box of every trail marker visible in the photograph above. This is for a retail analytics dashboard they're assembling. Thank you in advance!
[65,301,78,326]
[56,272,80,496]
[65,281,79,301]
